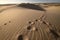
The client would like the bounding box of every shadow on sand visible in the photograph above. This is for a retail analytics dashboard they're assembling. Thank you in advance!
[18,3,46,11]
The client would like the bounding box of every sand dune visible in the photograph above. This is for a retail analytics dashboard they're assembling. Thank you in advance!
[0,4,60,40]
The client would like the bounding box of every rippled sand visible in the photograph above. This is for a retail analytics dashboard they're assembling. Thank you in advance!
[0,4,60,40]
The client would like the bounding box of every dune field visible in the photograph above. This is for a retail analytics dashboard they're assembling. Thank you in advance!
[0,3,60,40]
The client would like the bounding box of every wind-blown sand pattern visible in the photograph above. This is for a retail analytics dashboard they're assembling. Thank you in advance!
[0,3,60,40]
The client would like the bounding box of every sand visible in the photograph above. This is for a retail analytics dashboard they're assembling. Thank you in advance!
[0,4,60,40]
